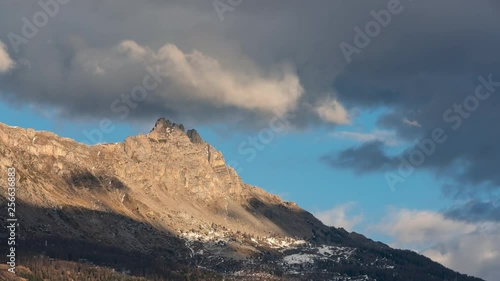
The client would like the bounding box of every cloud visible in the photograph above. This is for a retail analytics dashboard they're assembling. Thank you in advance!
[0,0,355,129]
[117,40,148,60]
[373,208,500,281]
[0,39,303,126]
[152,43,303,116]
[402,117,421,128]
[314,97,350,124]
[321,141,396,173]
[331,130,399,146]
[314,202,364,231]
[374,209,476,247]
[444,199,500,223]
[0,41,14,73]
[422,228,500,281]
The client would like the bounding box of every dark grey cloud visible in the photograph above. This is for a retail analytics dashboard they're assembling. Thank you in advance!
[318,1,500,197]
[445,199,500,223]
[321,141,396,172]
[1,1,500,198]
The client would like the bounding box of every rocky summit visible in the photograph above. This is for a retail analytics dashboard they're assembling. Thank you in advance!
[0,119,484,281]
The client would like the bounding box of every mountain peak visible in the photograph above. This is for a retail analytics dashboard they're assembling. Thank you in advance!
[152,117,185,133]
[151,117,205,144]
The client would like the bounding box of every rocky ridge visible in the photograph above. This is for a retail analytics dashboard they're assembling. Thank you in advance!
[0,119,484,281]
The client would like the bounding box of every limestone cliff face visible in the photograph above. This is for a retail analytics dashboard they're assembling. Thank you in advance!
[0,120,485,281]
[0,119,310,242]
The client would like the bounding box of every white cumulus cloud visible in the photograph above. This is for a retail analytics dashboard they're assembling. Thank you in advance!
[0,41,15,73]
[77,40,304,118]
[372,208,500,281]
[314,97,350,125]
[314,202,364,231]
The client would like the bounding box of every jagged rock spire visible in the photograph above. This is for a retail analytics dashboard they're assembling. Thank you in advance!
[153,117,169,130]
[151,118,202,143]
[152,118,185,133]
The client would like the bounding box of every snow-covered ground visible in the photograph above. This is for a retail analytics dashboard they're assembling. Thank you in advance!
[180,230,229,243]
[283,253,319,265]
[178,227,393,280]
[265,237,308,249]
[282,245,355,267]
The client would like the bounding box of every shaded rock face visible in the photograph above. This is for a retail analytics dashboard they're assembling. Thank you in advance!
[153,117,185,133]
[153,117,170,130]
[0,119,484,281]
[186,129,203,144]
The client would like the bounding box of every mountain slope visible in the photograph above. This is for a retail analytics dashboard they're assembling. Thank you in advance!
[0,119,483,281]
